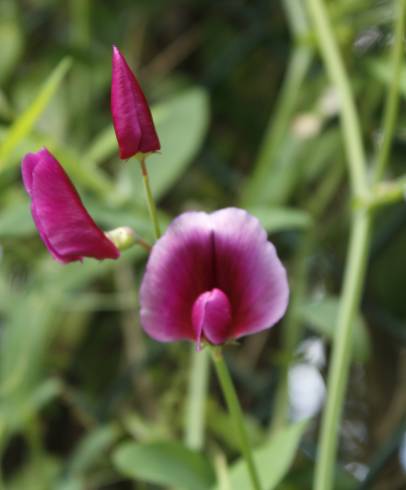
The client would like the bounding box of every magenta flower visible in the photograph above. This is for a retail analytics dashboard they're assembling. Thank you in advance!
[111,45,160,159]
[22,148,120,263]
[140,208,289,347]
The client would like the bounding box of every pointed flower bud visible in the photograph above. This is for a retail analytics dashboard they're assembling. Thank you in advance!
[140,208,289,348]
[22,148,120,263]
[111,45,160,159]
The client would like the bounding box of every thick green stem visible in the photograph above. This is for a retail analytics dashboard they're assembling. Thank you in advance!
[139,157,161,239]
[306,0,368,199]
[184,347,210,450]
[210,347,262,490]
[314,211,371,490]
[372,0,406,183]
[304,1,376,489]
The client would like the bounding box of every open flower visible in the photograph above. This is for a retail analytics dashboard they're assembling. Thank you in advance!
[22,148,120,263]
[111,45,160,159]
[140,208,289,347]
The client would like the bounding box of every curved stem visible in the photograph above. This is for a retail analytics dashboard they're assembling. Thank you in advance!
[306,0,368,198]
[139,156,161,239]
[305,1,375,489]
[210,347,262,490]
[314,211,371,490]
[184,347,210,450]
[372,0,406,183]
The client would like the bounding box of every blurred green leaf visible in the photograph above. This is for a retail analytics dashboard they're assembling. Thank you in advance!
[0,293,55,398]
[367,58,406,98]
[212,421,307,490]
[245,136,305,206]
[0,199,34,237]
[0,57,72,167]
[300,297,371,362]
[113,441,215,490]
[242,43,313,207]
[68,424,122,476]
[248,206,312,233]
[7,455,62,490]
[0,378,61,442]
[147,88,209,198]
[206,400,262,452]
[0,1,23,85]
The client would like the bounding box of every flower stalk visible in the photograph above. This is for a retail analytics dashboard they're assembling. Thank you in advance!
[306,1,406,489]
[139,156,161,240]
[184,346,210,450]
[372,0,406,184]
[210,346,262,490]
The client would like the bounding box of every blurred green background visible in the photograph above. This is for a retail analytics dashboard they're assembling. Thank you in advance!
[0,0,405,488]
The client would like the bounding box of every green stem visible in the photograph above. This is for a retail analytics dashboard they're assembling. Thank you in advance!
[139,157,161,239]
[242,45,313,206]
[305,1,376,489]
[271,149,344,434]
[364,175,406,209]
[210,347,262,490]
[314,211,371,490]
[306,0,368,199]
[372,0,406,183]
[270,232,312,434]
[184,347,210,450]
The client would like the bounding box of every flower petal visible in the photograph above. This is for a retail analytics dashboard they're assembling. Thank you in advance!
[140,212,214,342]
[210,207,289,339]
[111,45,160,159]
[192,288,232,348]
[140,207,289,345]
[22,149,45,196]
[22,149,120,263]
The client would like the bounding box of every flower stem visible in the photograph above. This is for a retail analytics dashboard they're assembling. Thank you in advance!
[372,0,406,183]
[242,45,312,206]
[210,346,262,490]
[139,156,161,239]
[304,1,378,489]
[270,232,312,434]
[314,210,371,490]
[184,346,210,450]
[306,0,368,199]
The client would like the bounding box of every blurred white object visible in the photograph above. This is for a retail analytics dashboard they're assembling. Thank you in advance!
[318,87,340,117]
[297,337,326,368]
[354,28,383,53]
[344,462,369,481]
[288,363,326,421]
[400,431,406,473]
[291,113,321,139]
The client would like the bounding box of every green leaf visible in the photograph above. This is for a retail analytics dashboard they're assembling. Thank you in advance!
[0,57,72,167]
[300,297,371,362]
[212,421,307,490]
[146,88,209,198]
[247,206,312,233]
[113,441,215,490]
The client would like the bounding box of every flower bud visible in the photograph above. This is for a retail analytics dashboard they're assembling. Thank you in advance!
[111,45,160,159]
